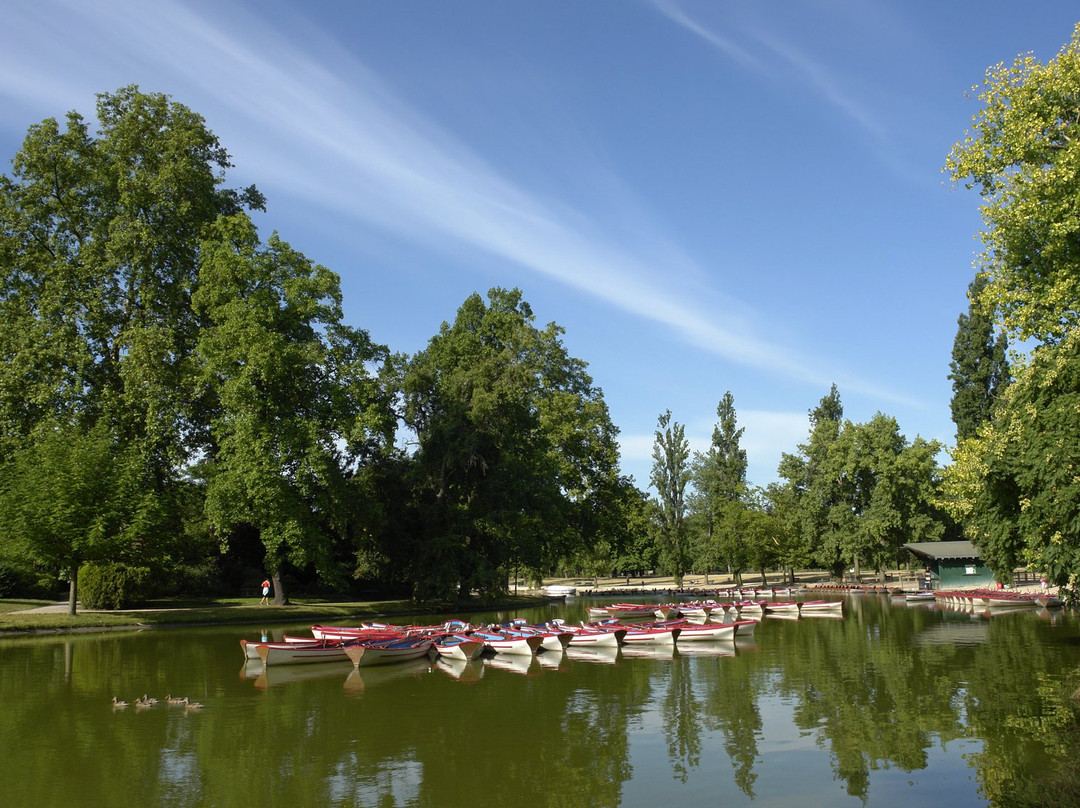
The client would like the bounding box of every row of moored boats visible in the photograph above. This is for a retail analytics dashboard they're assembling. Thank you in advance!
[239,601,843,667]
[928,589,1062,609]
[587,599,844,622]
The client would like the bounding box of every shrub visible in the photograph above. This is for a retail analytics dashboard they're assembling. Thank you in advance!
[0,561,54,599]
[174,560,223,597]
[79,562,152,610]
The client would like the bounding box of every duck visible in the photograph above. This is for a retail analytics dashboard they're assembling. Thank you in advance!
[183,698,204,710]
[141,694,159,706]
[166,694,186,705]
[111,696,128,709]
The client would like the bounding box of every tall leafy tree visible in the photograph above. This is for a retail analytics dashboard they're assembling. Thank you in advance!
[777,385,846,576]
[691,391,748,581]
[651,410,691,587]
[193,214,390,604]
[945,23,1080,344]
[0,86,263,595]
[944,25,1080,596]
[397,288,620,601]
[833,415,947,579]
[0,422,160,614]
[0,86,263,461]
[949,275,1010,441]
[944,330,1080,597]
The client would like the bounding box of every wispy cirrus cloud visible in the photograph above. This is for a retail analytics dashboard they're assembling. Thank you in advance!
[0,0,909,405]
[651,0,888,141]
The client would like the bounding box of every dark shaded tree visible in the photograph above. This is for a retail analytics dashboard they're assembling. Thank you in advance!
[949,274,1009,441]
[193,214,391,604]
[395,288,620,601]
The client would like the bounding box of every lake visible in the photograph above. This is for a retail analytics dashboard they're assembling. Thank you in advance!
[2,593,1078,807]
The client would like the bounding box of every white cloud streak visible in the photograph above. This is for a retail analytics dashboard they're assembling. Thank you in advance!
[651,0,887,142]
[0,0,909,404]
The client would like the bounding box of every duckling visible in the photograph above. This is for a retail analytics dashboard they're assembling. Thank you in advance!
[111,696,128,709]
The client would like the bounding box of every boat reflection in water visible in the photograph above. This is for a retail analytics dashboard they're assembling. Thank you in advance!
[434,657,484,683]
[483,653,540,676]
[619,644,676,661]
[564,646,620,665]
[536,651,569,672]
[343,657,430,696]
[255,660,354,690]
[675,642,736,659]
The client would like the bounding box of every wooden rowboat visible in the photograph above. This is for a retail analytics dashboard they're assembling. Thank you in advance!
[432,634,485,661]
[671,622,736,642]
[470,630,544,656]
[256,640,355,666]
[344,636,433,668]
[619,625,680,645]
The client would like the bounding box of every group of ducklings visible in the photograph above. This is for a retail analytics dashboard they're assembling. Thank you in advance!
[111,694,203,711]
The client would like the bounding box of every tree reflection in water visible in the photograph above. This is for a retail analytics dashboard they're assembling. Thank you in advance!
[2,599,1080,807]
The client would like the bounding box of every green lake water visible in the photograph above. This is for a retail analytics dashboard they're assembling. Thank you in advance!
[2,594,1079,807]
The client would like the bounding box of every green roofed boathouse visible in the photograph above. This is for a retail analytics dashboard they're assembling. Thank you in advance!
[903,541,995,590]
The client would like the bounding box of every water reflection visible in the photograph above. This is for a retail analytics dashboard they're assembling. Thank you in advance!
[1,596,1079,806]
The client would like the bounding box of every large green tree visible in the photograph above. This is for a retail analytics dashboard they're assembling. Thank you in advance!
[949,275,1010,441]
[945,330,1080,595]
[945,23,1080,344]
[833,414,946,579]
[651,409,691,587]
[777,385,846,577]
[944,24,1080,596]
[0,86,263,598]
[0,422,161,613]
[193,214,390,604]
[396,288,620,601]
[690,392,749,581]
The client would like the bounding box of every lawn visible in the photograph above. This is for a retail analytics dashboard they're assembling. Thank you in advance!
[0,595,542,634]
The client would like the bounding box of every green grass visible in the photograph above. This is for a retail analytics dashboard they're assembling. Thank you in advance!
[0,594,545,634]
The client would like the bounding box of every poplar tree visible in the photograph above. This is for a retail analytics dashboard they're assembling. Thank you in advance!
[691,392,748,581]
[651,410,691,587]
[949,275,1009,441]
[777,385,845,577]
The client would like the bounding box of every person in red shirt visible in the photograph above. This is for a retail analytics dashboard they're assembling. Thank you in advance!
[260,578,271,606]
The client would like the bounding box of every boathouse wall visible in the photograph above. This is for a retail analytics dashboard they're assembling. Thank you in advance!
[904,541,997,590]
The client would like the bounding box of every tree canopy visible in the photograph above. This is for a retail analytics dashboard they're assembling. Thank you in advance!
[388,287,621,601]
[945,23,1080,344]
[944,24,1080,598]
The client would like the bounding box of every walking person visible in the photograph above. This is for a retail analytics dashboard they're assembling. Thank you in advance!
[260,578,271,606]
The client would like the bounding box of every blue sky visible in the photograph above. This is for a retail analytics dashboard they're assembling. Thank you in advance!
[2,1,1078,490]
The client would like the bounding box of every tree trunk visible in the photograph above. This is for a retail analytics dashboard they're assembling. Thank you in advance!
[68,567,78,616]
[760,568,768,587]
[271,570,287,606]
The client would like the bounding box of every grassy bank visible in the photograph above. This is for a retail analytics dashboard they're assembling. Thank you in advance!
[0,595,547,636]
